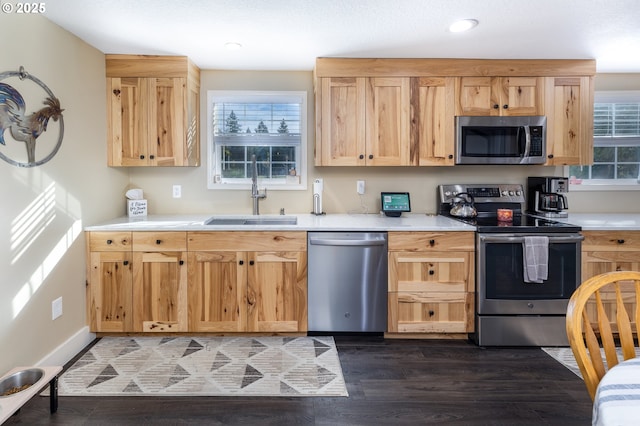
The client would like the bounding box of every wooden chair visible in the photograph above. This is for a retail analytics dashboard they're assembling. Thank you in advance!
[565,270,640,401]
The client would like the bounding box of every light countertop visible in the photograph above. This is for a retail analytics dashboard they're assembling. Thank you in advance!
[84,213,475,232]
[561,213,640,230]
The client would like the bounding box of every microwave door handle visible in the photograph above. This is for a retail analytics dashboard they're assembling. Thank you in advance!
[522,126,531,161]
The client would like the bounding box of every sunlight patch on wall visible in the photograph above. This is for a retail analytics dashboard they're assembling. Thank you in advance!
[12,219,83,319]
[11,182,56,264]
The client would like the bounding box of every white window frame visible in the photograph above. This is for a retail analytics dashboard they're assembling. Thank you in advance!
[206,90,308,191]
[568,90,640,191]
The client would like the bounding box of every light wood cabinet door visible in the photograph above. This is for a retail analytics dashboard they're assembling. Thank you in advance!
[410,77,455,166]
[88,251,133,332]
[365,77,411,165]
[106,55,200,167]
[247,251,308,332]
[581,231,640,327]
[107,77,147,166]
[455,76,543,116]
[186,231,307,333]
[317,77,366,166]
[108,77,185,166]
[316,76,410,166]
[544,76,594,165]
[188,251,247,332]
[132,250,188,332]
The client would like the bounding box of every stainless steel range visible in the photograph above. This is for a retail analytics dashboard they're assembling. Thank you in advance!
[438,184,583,346]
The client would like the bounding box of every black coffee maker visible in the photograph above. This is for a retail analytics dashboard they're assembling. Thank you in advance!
[526,176,569,218]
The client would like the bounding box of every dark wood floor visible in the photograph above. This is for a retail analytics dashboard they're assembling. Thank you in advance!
[5,336,593,425]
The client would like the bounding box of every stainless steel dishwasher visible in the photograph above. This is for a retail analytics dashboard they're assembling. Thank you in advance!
[307,232,388,333]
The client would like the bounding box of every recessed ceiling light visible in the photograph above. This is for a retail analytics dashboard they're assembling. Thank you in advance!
[449,19,479,33]
[224,42,242,51]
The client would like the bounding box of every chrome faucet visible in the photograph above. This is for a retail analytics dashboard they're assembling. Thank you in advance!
[250,154,267,215]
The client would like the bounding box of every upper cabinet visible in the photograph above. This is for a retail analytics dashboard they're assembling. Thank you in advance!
[544,76,594,165]
[315,76,410,166]
[314,58,596,167]
[106,55,200,167]
[455,76,544,116]
[410,77,456,165]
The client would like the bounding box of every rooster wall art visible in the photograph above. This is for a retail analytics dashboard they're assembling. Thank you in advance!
[0,81,64,165]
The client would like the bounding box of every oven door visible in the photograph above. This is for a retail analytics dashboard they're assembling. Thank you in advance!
[477,233,583,315]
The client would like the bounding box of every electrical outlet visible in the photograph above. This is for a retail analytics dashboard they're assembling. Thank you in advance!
[52,297,63,320]
[357,180,365,195]
[172,185,182,198]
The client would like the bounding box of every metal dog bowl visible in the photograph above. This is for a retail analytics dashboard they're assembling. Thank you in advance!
[0,368,44,397]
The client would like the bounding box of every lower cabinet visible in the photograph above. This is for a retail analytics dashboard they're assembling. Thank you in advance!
[187,231,308,333]
[87,230,307,333]
[581,230,640,325]
[387,231,475,335]
[88,232,133,332]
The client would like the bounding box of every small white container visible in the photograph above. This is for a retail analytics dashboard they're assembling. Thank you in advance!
[127,199,148,217]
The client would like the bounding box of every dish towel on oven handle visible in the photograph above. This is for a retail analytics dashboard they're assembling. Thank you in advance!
[522,236,549,283]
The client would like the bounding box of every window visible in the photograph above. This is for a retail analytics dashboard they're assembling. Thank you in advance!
[207,91,307,190]
[568,91,640,189]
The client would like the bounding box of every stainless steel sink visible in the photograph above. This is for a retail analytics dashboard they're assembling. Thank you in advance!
[204,216,297,226]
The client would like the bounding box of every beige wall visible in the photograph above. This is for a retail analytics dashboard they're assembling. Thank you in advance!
[0,15,128,374]
[131,71,640,217]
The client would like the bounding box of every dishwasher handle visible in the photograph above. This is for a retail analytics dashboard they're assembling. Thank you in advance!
[309,237,387,247]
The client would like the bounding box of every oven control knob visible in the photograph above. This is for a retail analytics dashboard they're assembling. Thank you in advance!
[527,302,534,309]
[501,190,508,196]
[516,190,522,196]
[509,191,515,196]
[444,191,452,196]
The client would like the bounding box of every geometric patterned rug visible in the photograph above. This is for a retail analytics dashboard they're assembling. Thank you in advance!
[541,347,584,378]
[44,336,348,397]
[542,346,640,380]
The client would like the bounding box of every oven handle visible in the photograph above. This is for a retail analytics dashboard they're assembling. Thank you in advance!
[479,234,584,243]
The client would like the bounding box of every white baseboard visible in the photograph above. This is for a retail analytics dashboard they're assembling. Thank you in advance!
[36,326,95,367]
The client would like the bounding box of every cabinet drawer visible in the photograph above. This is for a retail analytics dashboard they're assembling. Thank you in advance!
[188,231,307,252]
[582,231,640,251]
[88,231,132,251]
[132,231,187,251]
[388,231,474,251]
[389,251,472,292]
[388,292,473,333]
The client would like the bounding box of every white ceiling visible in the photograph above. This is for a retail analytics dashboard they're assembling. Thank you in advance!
[45,0,640,72]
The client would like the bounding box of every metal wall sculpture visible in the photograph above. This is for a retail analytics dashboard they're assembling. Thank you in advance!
[0,66,64,167]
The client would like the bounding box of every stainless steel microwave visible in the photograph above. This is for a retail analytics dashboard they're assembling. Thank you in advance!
[455,116,547,165]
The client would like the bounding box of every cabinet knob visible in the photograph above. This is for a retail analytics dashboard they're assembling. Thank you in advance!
[429,270,435,275]
[368,154,373,160]
[448,154,453,159]
[617,239,625,244]
[429,239,435,246]
[239,260,244,265]
[359,154,364,160]
[140,155,145,160]
[249,260,255,266]
[106,239,113,245]
[123,260,129,266]
[547,154,554,159]
[493,104,499,109]
[156,239,162,245]
[179,260,184,265]
[113,89,121,96]
[503,104,508,109]
[428,310,435,317]
[150,155,155,160]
